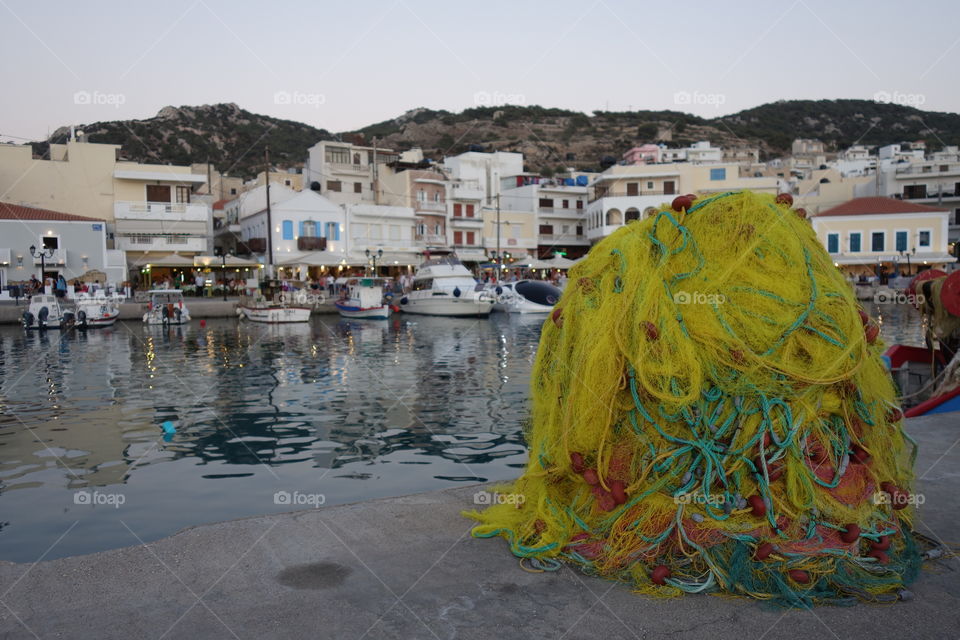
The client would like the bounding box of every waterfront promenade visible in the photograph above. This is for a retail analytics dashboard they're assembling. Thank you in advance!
[0,298,339,324]
[0,413,957,639]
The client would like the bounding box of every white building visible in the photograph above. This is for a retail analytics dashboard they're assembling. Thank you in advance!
[442,151,524,206]
[0,203,126,294]
[346,203,420,266]
[239,189,346,267]
[302,140,399,206]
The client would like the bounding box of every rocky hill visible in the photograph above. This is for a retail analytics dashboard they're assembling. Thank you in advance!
[34,103,334,178]
[32,100,960,178]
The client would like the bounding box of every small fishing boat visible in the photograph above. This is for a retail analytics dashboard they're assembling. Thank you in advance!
[335,278,391,319]
[22,294,75,330]
[75,292,120,328]
[237,279,311,323]
[489,280,562,314]
[882,269,960,416]
[399,255,495,317]
[143,290,191,325]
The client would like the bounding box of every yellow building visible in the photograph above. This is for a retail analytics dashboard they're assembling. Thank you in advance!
[0,139,210,267]
[586,163,781,242]
[482,207,537,263]
[812,197,954,276]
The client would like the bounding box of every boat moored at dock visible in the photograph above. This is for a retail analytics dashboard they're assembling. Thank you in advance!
[399,256,494,317]
[22,294,75,330]
[143,290,191,325]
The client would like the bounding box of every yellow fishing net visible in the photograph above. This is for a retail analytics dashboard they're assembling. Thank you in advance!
[467,190,922,606]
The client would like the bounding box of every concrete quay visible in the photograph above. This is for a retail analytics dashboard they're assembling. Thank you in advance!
[0,414,957,639]
[0,298,339,325]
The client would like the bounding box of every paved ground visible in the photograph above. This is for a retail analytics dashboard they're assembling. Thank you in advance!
[0,414,957,639]
[0,299,338,324]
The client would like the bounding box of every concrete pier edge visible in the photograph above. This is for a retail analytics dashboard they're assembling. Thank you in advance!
[0,417,957,639]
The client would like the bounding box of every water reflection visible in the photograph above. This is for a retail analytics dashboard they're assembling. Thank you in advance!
[0,315,541,561]
[0,304,921,561]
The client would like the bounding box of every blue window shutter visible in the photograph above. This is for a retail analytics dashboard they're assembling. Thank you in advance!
[298,221,304,238]
[282,220,293,240]
[895,231,907,252]
[827,233,839,253]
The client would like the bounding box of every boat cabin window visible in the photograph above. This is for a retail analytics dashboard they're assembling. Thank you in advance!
[412,278,433,291]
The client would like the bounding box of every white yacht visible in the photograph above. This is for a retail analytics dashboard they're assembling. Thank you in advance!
[22,294,75,330]
[75,292,121,328]
[143,290,191,325]
[399,256,495,317]
[490,280,562,314]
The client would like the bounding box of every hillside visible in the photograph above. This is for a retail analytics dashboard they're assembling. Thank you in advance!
[33,103,334,178]
[32,100,960,178]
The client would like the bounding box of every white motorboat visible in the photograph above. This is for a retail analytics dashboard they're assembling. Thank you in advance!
[143,290,191,325]
[75,292,121,328]
[22,294,75,330]
[237,279,311,323]
[490,280,562,314]
[398,256,495,317]
[335,278,392,319]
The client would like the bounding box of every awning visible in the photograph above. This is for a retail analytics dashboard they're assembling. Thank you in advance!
[454,250,488,262]
[193,254,261,268]
[513,259,553,269]
[546,255,575,269]
[134,253,197,267]
[278,251,358,266]
[114,170,207,183]
[832,252,956,266]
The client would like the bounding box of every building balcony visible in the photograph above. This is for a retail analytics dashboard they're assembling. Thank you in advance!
[237,238,267,254]
[115,201,209,222]
[416,234,448,245]
[31,248,66,265]
[451,215,483,227]
[451,182,484,200]
[415,201,447,213]
[537,233,589,245]
[297,236,327,251]
[115,235,207,253]
[538,207,586,219]
[589,190,672,203]
[327,162,370,176]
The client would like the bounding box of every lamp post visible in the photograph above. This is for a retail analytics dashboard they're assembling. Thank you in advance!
[29,244,54,292]
[365,248,382,276]
[215,247,232,301]
[899,247,916,276]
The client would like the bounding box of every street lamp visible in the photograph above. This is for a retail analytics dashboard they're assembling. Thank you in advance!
[365,248,382,276]
[215,247,234,300]
[898,247,916,276]
[29,244,54,292]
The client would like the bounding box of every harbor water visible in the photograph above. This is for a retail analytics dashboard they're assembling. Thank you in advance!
[0,302,925,562]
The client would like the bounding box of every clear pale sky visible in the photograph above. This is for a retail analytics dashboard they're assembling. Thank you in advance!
[1,0,957,143]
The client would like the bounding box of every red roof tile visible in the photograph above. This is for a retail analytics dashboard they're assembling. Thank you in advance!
[817,197,948,217]
[0,202,105,222]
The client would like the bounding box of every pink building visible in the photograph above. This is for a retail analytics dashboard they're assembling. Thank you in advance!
[622,144,661,165]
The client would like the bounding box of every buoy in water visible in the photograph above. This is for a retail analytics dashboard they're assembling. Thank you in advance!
[200,319,206,328]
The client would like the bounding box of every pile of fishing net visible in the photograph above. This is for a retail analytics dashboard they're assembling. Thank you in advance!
[467,190,924,607]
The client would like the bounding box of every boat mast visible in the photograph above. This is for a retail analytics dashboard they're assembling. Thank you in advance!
[265,145,274,277]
